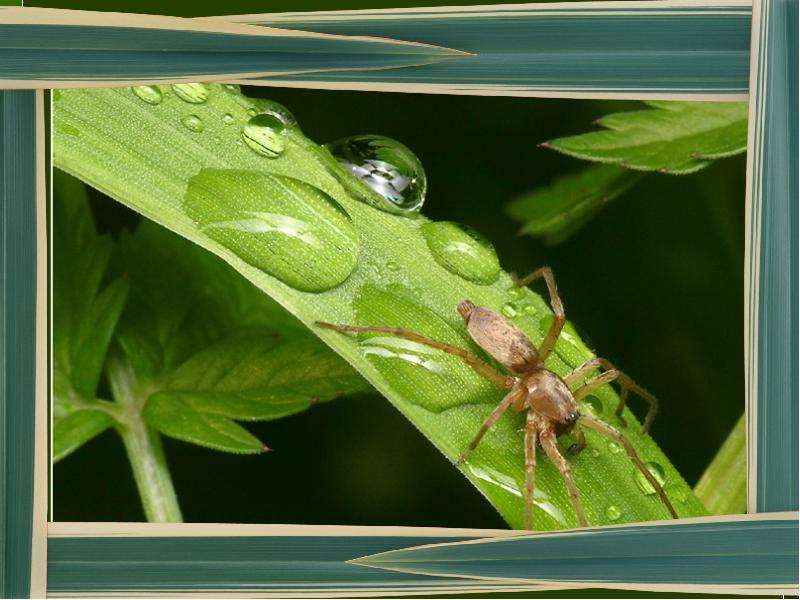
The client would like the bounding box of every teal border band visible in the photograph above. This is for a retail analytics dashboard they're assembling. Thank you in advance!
[0,90,37,599]
[235,6,751,93]
[351,516,798,587]
[748,0,798,513]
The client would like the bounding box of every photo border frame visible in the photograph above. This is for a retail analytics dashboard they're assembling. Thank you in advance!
[0,0,796,596]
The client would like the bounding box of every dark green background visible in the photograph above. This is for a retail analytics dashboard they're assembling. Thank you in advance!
[45,0,745,527]
[53,87,746,526]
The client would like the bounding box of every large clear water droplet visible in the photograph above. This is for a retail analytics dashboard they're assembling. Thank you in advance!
[131,85,162,105]
[183,169,358,292]
[180,114,204,133]
[634,461,666,495]
[171,83,210,104]
[242,113,285,158]
[325,135,426,215]
[422,221,500,285]
[583,395,603,416]
[352,284,496,412]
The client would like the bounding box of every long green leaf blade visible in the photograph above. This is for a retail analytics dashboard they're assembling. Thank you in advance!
[55,84,706,530]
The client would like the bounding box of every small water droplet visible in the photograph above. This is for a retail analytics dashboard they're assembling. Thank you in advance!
[501,303,518,318]
[223,83,241,94]
[241,113,285,158]
[677,491,688,504]
[247,107,258,117]
[583,395,603,416]
[523,304,538,315]
[507,286,525,300]
[325,135,426,215]
[172,82,210,104]
[55,121,81,137]
[222,113,235,125]
[181,114,204,132]
[421,221,500,285]
[256,99,297,128]
[385,260,401,273]
[131,85,163,105]
[608,441,622,454]
[183,169,358,292]
[589,447,600,458]
[634,461,666,495]
[605,505,622,521]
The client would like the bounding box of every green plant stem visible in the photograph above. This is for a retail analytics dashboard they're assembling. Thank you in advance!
[694,413,746,515]
[107,354,183,523]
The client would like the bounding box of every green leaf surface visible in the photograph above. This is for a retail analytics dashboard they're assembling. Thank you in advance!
[544,101,748,175]
[143,393,267,455]
[694,414,746,515]
[506,164,643,244]
[53,407,115,462]
[55,84,707,530]
[53,170,128,460]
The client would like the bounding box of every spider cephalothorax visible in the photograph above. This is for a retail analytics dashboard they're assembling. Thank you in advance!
[317,267,676,529]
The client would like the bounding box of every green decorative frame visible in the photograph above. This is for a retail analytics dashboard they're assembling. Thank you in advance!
[0,1,796,596]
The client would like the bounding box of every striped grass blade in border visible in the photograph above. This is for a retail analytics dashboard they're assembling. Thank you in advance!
[54,83,706,530]
[351,515,798,590]
[0,7,462,86]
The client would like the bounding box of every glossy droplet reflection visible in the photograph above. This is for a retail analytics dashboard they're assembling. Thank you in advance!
[325,135,426,215]
[361,337,447,375]
[171,83,210,104]
[422,221,500,285]
[222,113,235,125]
[181,114,204,132]
[131,85,163,105]
[256,99,297,128]
[183,169,358,292]
[242,113,285,158]
[608,441,622,454]
[634,461,666,495]
[501,303,518,318]
[583,395,603,416]
[605,505,622,521]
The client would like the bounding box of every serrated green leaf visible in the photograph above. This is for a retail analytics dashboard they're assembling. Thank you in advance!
[53,407,115,462]
[54,170,130,399]
[506,164,643,244]
[544,101,748,175]
[143,393,267,454]
[55,85,707,530]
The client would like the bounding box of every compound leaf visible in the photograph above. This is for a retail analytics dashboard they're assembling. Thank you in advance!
[543,101,748,175]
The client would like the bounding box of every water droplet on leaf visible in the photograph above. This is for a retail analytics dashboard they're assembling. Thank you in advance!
[131,85,163,105]
[507,286,525,300]
[501,303,518,318]
[181,114,204,132]
[605,505,622,521]
[421,221,500,285]
[222,113,235,125]
[172,82,210,104]
[183,169,358,292]
[634,461,666,495]
[223,83,241,94]
[385,260,401,273]
[608,441,622,454]
[242,113,285,158]
[325,135,426,215]
[256,99,297,128]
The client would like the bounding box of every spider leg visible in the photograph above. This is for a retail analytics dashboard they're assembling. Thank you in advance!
[316,322,515,389]
[579,414,677,519]
[455,387,524,466]
[564,357,658,433]
[524,410,538,530]
[568,428,586,456]
[512,266,564,362]
[539,428,587,527]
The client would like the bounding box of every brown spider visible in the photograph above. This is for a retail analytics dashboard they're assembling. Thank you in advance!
[316,267,677,529]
